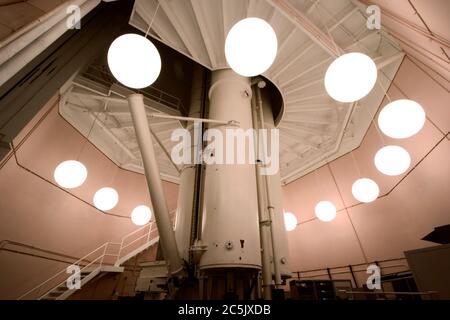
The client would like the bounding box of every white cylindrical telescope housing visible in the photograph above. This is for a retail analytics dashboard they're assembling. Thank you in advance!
[199,69,261,270]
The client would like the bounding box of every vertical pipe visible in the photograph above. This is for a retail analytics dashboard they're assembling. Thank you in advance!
[195,68,209,242]
[175,66,203,262]
[251,92,273,300]
[259,87,291,278]
[255,86,282,288]
[127,94,183,276]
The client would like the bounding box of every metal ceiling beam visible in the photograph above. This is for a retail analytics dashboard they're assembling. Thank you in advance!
[271,42,315,79]
[281,31,383,88]
[84,111,137,160]
[277,27,297,53]
[327,7,358,33]
[159,0,200,61]
[283,117,333,126]
[284,51,404,96]
[279,130,321,149]
[271,4,358,80]
[284,105,334,113]
[70,87,182,117]
[266,0,344,57]
[190,0,217,67]
[284,93,329,104]
[279,123,331,137]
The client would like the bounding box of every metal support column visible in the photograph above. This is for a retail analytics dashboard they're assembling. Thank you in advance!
[128,94,183,276]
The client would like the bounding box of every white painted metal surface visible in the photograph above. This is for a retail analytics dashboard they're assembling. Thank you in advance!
[199,69,261,270]
[0,0,101,87]
[128,93,183,275]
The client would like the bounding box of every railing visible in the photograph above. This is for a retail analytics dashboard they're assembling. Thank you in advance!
[81,65,185,112]
[17,222,158,300]
[17,241,119,300]
[292,257,410,286]
[338,290,440,300]
[0,240,87,265]
[115,222,159,266]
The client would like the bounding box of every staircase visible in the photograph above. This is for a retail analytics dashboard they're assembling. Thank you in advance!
[17,222,160,300]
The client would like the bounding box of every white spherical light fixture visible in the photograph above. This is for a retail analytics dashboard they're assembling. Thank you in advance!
[315,201,337,222]
[54,160,87,189]
[378,99,426,139]
[131,205,152,226]
[225,17,278,77]
[107,33,161,89]
[352,178,380,203]
[374,145,411,176]
[93,187,119,211]
[324,52,377,103]
[284,212,298,231]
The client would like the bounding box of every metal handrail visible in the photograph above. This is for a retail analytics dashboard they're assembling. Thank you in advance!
[40,255,105,300]
[338,289,439,300]
[17,221,159,300]
[17,242,110,300]
[339,290,438,296]
[17,208,178,300]
[120,223,152,245]
[80,66,184,111]
[121,233,151,252]
[117,223,152,260]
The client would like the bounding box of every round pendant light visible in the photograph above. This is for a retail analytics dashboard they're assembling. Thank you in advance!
[54,160,87,189]
[284,212,298,231]
[324,52,377,103]
[352,178,380,203]
[225,17,278,77]
[93,187,119,211]
[315,201,337,222]
[131,205,152,226]
[107,33,161,89]
[374,145,411,176]
[378,99,426,139]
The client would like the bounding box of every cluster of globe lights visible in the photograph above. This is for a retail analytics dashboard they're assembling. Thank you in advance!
[314,45,425,225]
[53,162,152,226]
[53,17,425,230]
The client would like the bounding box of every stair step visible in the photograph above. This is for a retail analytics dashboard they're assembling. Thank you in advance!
[47,292,62,297]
